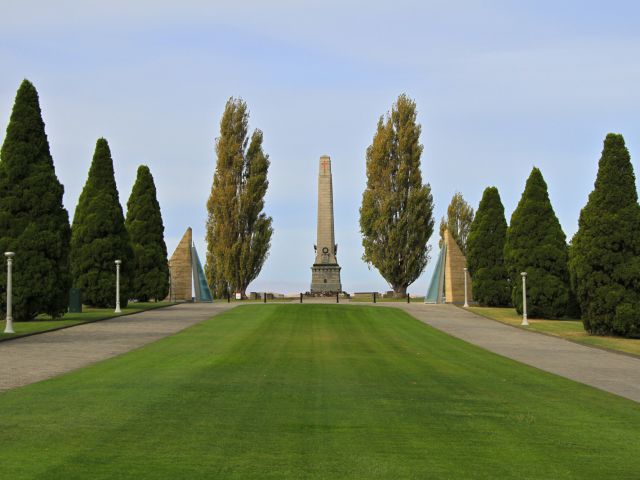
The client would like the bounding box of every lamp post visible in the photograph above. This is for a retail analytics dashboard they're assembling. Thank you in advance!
[521,272,528,326]
[4,252,15,334]
[463,267,469,308]
[114,260,122,313]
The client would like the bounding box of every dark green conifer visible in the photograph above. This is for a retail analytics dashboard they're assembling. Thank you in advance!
[504,167,570,318]
[125,165,169,301]
[466,187,510,306]
[70,138,133,307]
[0,79,71,320]
[569,134,640,337]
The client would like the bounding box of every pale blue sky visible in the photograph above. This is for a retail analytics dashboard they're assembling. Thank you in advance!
[1,1,639,294]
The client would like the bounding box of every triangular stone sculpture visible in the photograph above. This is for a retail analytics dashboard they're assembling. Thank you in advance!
[191,241,213,302]
[425,228,473,304]
[167,227,213,302]
[443,229,473,304]
[425,244,446,303]
[167,227,193,302]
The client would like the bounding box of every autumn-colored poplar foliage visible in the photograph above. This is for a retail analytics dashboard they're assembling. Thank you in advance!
[359,94,434,295]
[205,98,273,298]
[439,192,474,254]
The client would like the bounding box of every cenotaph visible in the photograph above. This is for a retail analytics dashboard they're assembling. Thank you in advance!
[310,155,342,293]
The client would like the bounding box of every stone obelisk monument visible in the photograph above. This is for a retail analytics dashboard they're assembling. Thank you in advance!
[310,155,342,293]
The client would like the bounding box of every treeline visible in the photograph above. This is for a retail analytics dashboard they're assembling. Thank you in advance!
[462,168,573,319]
[2,82,637,340]
[358,94,640,339]
[443,135,640,339]
[0,80,170,319]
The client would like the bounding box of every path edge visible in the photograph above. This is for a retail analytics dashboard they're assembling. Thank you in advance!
[456,305,640,361]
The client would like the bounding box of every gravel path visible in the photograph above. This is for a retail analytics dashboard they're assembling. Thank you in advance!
[0,303,234,392]
[391,303,640,403]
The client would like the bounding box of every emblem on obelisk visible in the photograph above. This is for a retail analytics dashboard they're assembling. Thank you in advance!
[310,155,342,293]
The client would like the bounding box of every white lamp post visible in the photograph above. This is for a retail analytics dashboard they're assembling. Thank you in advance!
[4,252,15,334]
[463,267,469,308]
[114,260,122,313]
[521,272,528,326]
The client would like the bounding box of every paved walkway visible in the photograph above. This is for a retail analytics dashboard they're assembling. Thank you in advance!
[390,303,640,403]
[0,303,234,392]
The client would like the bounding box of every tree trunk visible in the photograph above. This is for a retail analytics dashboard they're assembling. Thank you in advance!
[392,285,407,297]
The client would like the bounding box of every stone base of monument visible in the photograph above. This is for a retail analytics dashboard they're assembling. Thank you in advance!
[310,264,342,294]
[303,291,350,298]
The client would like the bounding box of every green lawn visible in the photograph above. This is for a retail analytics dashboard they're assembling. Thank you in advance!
[469,306,640,356]
[1,305,639,479]
[229,298,294,303]
[0,302,175,341]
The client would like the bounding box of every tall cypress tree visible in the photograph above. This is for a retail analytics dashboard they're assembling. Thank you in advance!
[359,94,435,295]
[504,167,570,318]
[467,187,510,306]
[205,98,273,298]
[569,134,640,337]
[70,138,133,307]
[0,80,71,320]
[125,165,169,302]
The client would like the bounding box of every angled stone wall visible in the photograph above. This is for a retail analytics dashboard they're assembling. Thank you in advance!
[167,227,193,302]
[444,229,473,304]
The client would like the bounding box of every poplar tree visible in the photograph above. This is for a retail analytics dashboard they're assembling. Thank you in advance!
[439,192,474,254]
[70,138,134,307]
[205,255,229,300]
[504,167,570,318]
[0,79,71,320]
[569,134,640,337]
[466,187,510,306]
[125,165,169,302]
[205,98,273,298]
[359,94,435,295]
